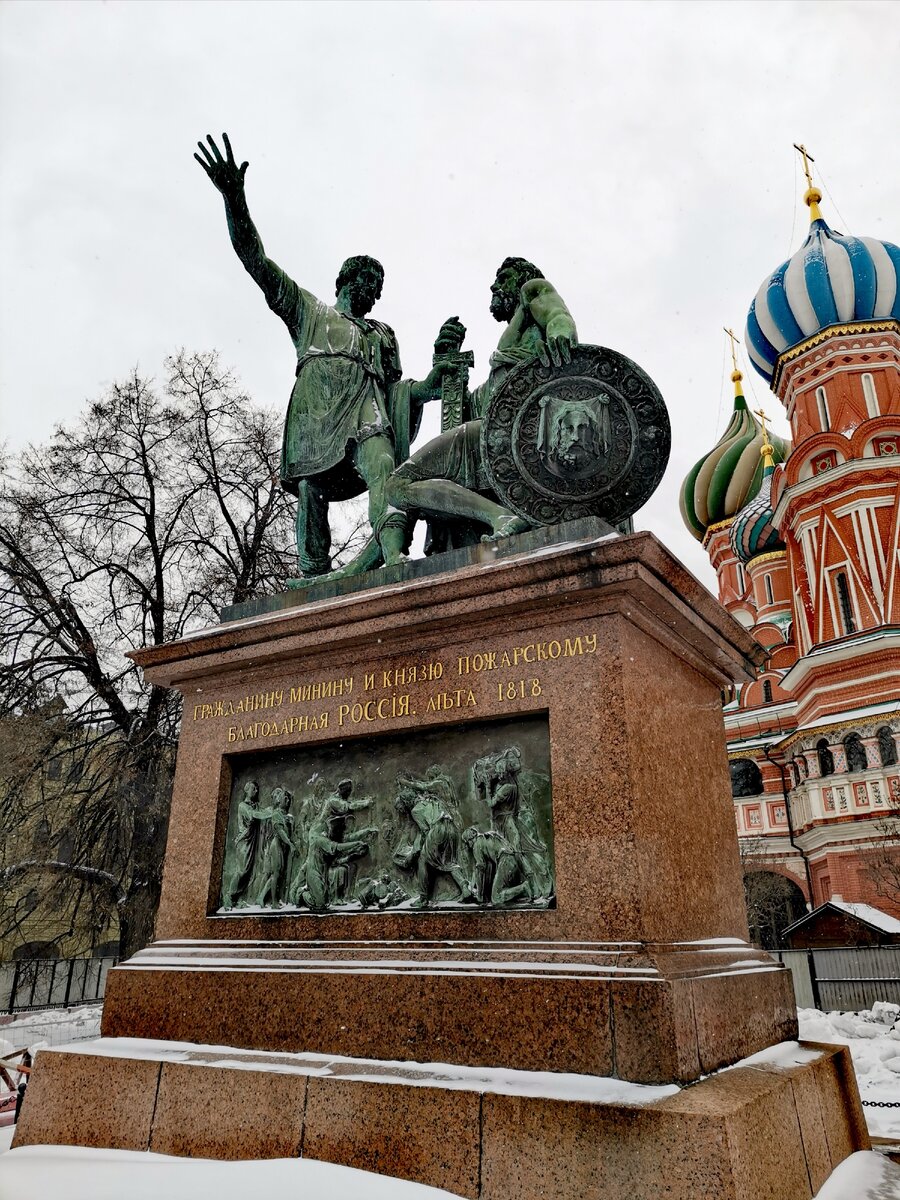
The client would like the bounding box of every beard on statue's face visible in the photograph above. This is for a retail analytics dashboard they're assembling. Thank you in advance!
[490,283,517,323]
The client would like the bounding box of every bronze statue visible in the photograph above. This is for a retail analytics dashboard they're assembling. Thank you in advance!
[194,133,460,577]
[378,258,578,562]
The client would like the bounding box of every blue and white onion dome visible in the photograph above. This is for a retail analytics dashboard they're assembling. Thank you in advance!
[746,185,900,383]
[729,440,785,564]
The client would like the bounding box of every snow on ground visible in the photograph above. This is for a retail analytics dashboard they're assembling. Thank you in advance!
[799,1005,900,1140]
[0,1003,102,1054]
[813,1150,900,1199]
[0,1144,466,1200]
[4,1004,900,1197]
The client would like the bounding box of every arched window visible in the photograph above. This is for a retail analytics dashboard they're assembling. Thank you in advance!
[817,739,834,777]
[730,758,764,797]
[835,572,856,635]
[736,563,746,594]
[762,679,773,704]
[816,386,830,430]
[878,726,898,768]
[743,871,808,949]
[12,940,59,960]
[862,373,879,418]
[844,732,868,773]
[764,574,774,605]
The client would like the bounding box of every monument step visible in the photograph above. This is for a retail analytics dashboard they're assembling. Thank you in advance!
[14,1038,869,1200]
[117,936,779,980]
[100,939,796,1086]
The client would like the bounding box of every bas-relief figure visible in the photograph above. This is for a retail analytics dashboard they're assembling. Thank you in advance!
[392,767,474,907]
[219,723,555,914]
[295,778,377,911]
[221,780,261,908]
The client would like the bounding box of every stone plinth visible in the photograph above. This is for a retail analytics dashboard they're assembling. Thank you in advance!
[15,1037,869,1200]
[14,528,867,1190]
[95,529,792,1082]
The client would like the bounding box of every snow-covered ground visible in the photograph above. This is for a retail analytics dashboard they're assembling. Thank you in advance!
[0,1002,102,1052]
[814,1151,900,1199]
[2,1005,900,1198]
[798,1004,900,1140]
[0,1142,466,1199]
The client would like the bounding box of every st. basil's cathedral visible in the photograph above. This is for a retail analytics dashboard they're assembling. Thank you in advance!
[680,157,900,944]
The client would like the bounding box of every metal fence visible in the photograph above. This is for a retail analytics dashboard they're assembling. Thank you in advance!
[774,946,900,1011]
[1,956,117,1014]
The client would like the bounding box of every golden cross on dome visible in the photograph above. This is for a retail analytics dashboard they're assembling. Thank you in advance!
[793,143,816,190]
[753,406,776,468]
[723,328,744,397]
[793,143,823,221]
[723,327,741,375]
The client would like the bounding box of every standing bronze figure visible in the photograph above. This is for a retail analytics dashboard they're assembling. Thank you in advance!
[195,133,458,577]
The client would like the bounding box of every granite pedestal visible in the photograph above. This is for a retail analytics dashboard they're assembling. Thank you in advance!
[15,527,868,1196]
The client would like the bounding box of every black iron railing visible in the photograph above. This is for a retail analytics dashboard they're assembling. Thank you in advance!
[1,956,117,1014]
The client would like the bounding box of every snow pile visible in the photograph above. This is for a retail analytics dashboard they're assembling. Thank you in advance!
[813,1150,900,1199]
[799,1006,900,1138]
[0,1003,102,1055]
[0,1143,465,1200]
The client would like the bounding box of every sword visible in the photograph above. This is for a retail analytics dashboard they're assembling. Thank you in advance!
[433,348,475,432]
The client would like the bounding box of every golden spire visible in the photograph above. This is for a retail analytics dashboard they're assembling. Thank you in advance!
[793,143,824,223]
[723,327,743,396]
[753,405,775,468]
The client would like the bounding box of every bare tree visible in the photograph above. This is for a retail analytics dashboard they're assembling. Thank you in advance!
[0,351,365,959]
[864,816,900,910]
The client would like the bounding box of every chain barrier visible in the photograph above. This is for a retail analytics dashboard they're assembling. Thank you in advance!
[861,1099,900,1108]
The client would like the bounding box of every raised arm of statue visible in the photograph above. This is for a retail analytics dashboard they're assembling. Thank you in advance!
[522,278,578,367]
[194,133,306,330]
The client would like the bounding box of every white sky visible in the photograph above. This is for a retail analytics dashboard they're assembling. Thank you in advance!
[1,0,898,589]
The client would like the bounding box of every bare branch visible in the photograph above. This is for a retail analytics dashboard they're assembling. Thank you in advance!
[0,352,296,958]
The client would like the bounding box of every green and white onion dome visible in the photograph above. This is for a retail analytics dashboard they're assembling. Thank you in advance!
[680,371,790,542]
[729,444,785,563]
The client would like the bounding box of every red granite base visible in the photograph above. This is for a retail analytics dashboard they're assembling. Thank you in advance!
[14,1038,869,1200]
[100,938,797,1085]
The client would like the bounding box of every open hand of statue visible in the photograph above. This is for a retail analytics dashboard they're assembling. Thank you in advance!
[194,133,248,196]
[538,330,575,369]
[434,316,467,356]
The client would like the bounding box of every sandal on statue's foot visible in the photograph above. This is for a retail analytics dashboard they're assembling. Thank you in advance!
[381,552,410,569]
[481,514,531,543]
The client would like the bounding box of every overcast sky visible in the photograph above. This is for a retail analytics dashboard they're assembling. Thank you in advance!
[2,0,898,589]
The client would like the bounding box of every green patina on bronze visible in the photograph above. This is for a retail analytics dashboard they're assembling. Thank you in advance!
[195,132,458,578]
[197,134,670,582]
[218,715,555,914]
